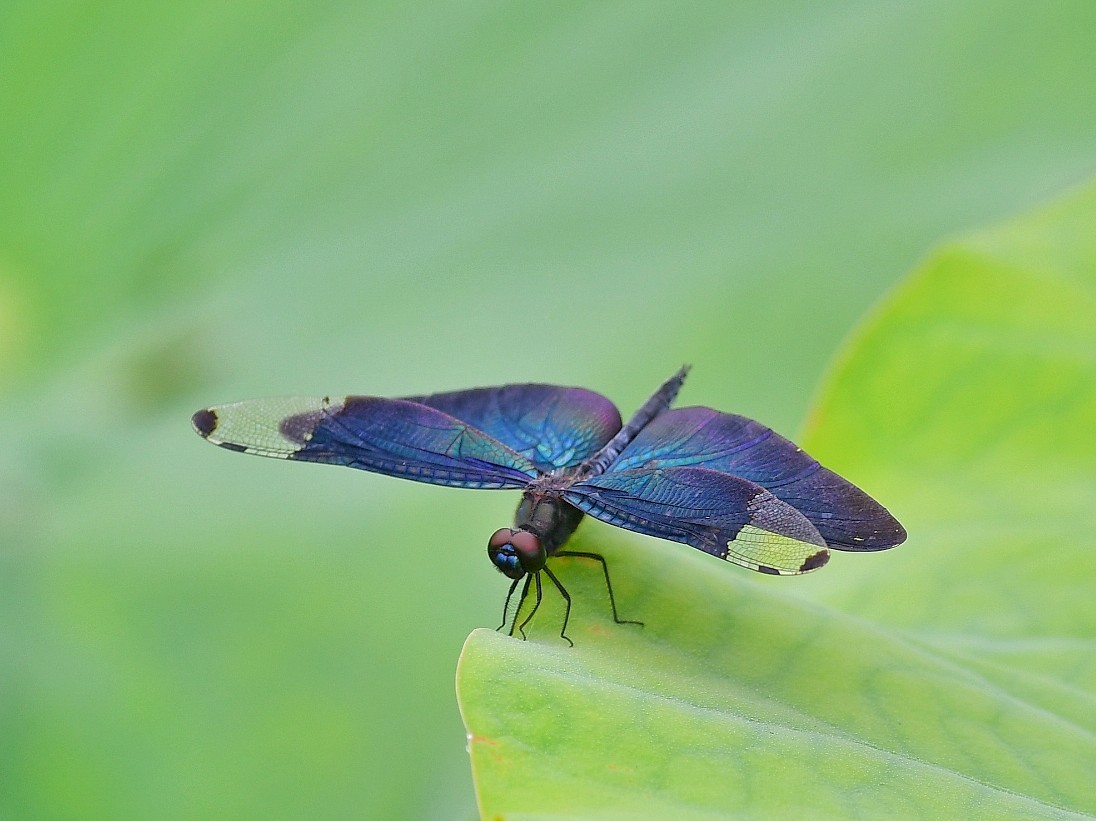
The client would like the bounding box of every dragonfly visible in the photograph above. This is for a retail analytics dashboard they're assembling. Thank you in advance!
[192,367,905,644]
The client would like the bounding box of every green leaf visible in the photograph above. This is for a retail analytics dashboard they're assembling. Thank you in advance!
[457,182,1096,818]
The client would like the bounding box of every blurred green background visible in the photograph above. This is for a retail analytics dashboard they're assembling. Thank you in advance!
[2,2,1095,818]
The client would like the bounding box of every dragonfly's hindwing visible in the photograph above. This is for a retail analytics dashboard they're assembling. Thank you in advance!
[566,467,829,575]
[406,384,622,473]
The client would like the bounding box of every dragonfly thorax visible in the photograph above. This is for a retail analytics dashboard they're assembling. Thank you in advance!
[514,490,584,555]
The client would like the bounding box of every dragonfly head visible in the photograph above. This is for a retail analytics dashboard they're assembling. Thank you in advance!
[487,528,546,580]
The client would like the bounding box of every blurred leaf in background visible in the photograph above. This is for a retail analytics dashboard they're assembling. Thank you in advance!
[2,2,1095,818]
[459,181,1096,819]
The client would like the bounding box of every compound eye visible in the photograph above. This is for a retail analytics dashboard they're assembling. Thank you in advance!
[487,527,546,580]
[487,528,524,580]
[487,528,515,552]
[509,529,545,571]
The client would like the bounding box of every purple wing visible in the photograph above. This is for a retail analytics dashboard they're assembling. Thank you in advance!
[607,407,905,551]
[404,384,622,473]
[565,467,829,575]
[192,395,539,489]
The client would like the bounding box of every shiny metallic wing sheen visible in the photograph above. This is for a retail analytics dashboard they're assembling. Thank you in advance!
[565,466,829,575]
[404,384,622,473]
[192,395,539,489]
[607,407,905,550]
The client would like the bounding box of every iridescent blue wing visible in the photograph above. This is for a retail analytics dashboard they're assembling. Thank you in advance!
[404,384,622,473]
[565,467,829,575]
[608,407,905,551]
[192,395,539,489]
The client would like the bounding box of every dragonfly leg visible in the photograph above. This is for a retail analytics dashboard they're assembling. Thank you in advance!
[542,566,574,647]
[516,573,543,640]
[497,576,522,633]
[555,550,644,627]
[504,574,530,635]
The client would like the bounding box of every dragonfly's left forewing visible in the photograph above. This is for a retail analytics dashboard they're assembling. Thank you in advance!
[193,395,539,489]
[193,396,337,458]
[565,467,828,575]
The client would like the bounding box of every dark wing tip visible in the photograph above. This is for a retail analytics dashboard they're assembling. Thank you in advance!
[192,408,218,438]
[800,548,830,572]
[854,517,908,551]
[823,505,908,552]
[889,520,908,548]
